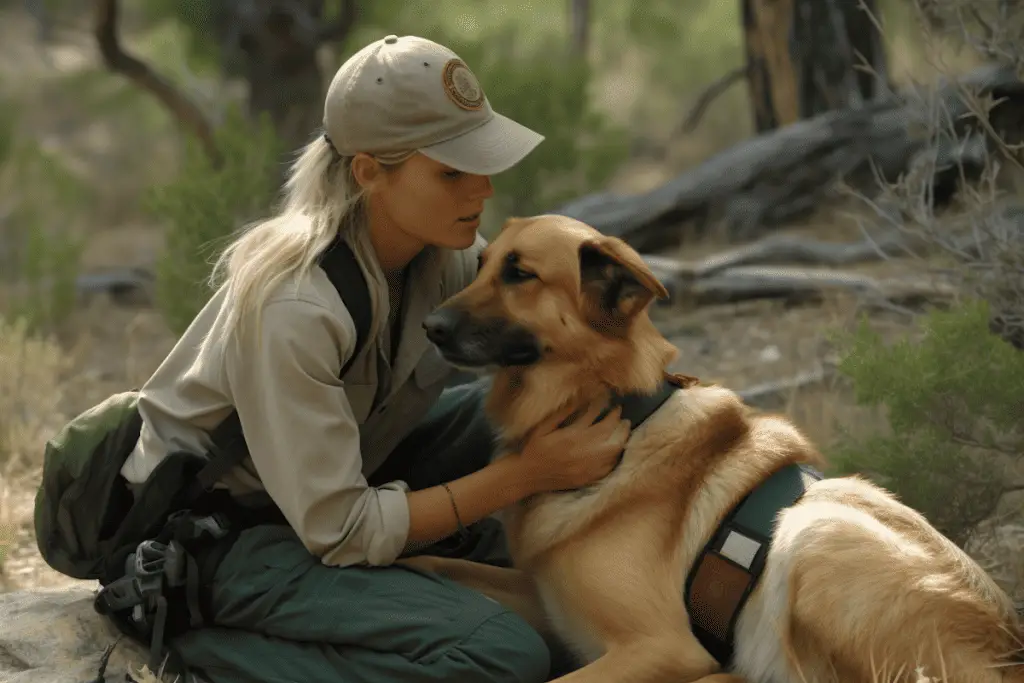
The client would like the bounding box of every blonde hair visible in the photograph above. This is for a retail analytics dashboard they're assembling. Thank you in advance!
[207,134,411,346]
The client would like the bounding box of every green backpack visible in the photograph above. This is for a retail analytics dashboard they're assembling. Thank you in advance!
[32,237,372,672]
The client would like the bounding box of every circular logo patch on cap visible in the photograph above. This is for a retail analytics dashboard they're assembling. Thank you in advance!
[442,59,485,111]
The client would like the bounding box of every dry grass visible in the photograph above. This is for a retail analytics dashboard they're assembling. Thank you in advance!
[0,298,173,590]
[0,316,70,588]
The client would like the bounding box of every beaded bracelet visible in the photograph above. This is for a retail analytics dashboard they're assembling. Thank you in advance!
[442,483,470,541]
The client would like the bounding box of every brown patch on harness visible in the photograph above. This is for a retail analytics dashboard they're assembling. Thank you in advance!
[688,554,752,642]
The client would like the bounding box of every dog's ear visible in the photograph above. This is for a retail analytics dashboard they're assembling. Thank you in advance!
[578,236,668,332]
[500,216,532,234]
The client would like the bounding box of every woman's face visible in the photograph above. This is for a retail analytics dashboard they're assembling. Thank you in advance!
[355,152,495,254]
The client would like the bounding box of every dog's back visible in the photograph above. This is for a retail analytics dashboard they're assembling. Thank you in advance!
[734,468,1024,683]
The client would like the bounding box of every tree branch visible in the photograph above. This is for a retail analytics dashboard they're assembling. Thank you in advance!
[93,0,221,165]
[679,65,750,135]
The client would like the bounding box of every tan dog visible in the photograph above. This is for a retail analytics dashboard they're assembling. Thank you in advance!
[407,214,1023,683]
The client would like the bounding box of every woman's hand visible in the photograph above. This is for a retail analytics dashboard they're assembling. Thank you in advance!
[403,401,630,551]
[514,401,632,495]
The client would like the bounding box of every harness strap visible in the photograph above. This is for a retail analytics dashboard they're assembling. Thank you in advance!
[684,462,824,667]
[193,235,372,495]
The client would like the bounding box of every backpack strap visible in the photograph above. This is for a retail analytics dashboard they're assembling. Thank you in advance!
[193,236,372,493]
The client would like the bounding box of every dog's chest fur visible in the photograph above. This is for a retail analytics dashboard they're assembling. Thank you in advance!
[498,386,805,662]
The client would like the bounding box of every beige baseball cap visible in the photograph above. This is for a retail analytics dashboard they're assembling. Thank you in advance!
[323,34,544,176]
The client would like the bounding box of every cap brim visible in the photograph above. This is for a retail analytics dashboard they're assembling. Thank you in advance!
[418,113,544,176]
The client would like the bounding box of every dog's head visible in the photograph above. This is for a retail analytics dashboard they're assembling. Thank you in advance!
[423,215,678,404]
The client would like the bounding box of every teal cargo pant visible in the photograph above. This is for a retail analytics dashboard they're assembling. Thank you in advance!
[169,379,570,683]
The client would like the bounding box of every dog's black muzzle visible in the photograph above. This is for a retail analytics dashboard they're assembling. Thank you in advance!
[423,307,541,368]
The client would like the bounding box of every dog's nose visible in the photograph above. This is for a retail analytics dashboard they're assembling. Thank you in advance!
[423,309,458,347]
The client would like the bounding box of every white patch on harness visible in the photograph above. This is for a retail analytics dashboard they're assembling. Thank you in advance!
[720,530,761,570]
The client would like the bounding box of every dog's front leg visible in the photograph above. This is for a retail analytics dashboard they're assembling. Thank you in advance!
[546,633,745,683]
[397,556,552,636]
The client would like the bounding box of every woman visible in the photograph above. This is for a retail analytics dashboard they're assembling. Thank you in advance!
[119,34,630,683]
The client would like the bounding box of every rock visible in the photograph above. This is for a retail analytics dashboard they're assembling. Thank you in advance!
[964,521,1024,603]
[0,586,150,683]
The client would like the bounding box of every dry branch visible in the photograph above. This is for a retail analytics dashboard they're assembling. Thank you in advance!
[635,230,956,309]
[678,65,749,135]
[554,63,1024,252]
[93,0,221,165]
[736,368,831,410]
[674,265,955,308]
[641,230,915,279]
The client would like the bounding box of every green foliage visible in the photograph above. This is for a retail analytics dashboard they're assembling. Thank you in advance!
[139,0,224,75]
[829,301,1024,545]
[145,106,283,335]
[146,0,629,223]
[0,100,87,334]
[441,27,630,218]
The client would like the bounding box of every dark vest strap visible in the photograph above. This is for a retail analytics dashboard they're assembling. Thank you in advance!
[193,236,372,495]
[684,462,824,667]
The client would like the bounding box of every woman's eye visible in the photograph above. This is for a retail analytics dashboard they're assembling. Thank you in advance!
[444,170,464,179]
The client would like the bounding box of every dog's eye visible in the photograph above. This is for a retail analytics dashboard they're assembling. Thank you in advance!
[501,263,537,284]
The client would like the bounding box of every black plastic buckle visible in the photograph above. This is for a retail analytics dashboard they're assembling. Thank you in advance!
[165,509,232,544]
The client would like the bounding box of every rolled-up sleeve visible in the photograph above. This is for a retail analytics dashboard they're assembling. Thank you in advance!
[223,297,410,567]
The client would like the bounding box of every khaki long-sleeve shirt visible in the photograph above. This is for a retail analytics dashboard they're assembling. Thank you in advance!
[120,224,486,567]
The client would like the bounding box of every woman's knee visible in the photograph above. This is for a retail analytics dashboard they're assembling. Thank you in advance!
[440,608,551,683]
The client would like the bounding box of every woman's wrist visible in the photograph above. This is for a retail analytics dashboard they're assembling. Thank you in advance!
[489,452,544,500]
[404,452,535,548]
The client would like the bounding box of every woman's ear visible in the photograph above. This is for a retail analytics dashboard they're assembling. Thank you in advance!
[351,153,384,192]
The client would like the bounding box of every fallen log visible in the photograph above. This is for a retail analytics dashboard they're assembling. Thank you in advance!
[75,268,153,305]
[660,265,956,308]
[552,63,1024,251]
[642,229,914,279]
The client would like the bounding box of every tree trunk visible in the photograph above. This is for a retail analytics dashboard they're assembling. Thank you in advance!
[569,0,589,57]
[200,0,360,157]
[742,0,888,133]
[94,0,358,167]
[242,44,325,155]
[215,0,357,155]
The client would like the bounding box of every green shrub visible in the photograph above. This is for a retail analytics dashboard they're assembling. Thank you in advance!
[145,106,283,335]
[0,101,87,334]
[829,301,1024,546]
